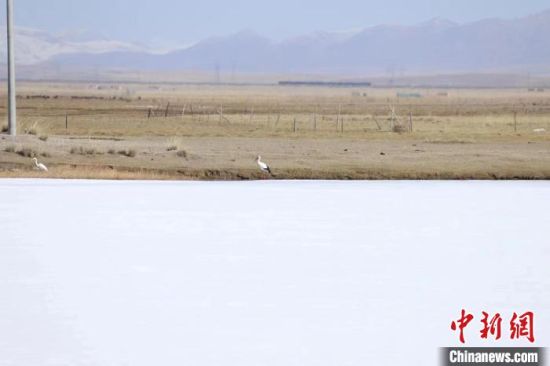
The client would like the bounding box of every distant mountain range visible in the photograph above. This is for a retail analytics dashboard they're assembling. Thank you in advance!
[3,9,550,75]
[0,27,146,65]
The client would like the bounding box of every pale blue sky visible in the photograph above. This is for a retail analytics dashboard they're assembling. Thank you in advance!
[5,0,550,46]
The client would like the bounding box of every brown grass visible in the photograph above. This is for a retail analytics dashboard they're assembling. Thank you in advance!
[1,82,549,180]
[25,123,39,136]
[392,124,410,133]
[5,82,550,140]
[2,146,51,159]
[70,146,103,155]
[16,148,39,158]
[4,145,16,153]
[0,161,548,181]
[118,149,137,158]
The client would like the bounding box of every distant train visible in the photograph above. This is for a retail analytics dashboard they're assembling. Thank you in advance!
[279,81,372,87]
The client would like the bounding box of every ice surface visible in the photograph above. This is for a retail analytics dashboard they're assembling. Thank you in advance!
[0,180,549,366]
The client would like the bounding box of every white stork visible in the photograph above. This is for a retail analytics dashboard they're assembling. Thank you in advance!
[256,155,272,175]
[32,157,48,172]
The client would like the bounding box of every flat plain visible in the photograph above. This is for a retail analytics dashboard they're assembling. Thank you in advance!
[1,82,549,179]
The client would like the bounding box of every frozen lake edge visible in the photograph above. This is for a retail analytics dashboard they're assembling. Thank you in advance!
[1,179,548,366]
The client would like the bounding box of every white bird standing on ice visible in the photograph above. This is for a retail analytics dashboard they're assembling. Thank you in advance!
[32,157,48,172]
[256,155,272,175]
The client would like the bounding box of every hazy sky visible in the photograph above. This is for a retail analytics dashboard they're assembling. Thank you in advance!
[4,0,550,46]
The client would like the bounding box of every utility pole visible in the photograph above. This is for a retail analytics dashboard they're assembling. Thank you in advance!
[6,0,16,136]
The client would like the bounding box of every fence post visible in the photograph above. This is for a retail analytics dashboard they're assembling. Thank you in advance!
[147,108,152,119]
[372,115,382,131]
[313,106,317,131]
[514,111,518,133]
[164,102,170,118]
[293,117,297,133]
[409,112,413,132]
[390,106,395,131]
[337,103,341,131]
[65,113,68,129]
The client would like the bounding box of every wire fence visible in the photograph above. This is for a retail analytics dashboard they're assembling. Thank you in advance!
[8,97,550,136]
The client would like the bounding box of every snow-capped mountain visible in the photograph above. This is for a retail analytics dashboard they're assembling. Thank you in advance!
[3,9,550,75]
[0,27,145,65]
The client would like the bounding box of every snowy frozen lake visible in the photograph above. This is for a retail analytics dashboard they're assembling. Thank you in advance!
[0,179,549,366]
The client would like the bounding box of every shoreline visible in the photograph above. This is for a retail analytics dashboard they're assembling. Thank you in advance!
[2,134,549,181]
[1,162,549,181]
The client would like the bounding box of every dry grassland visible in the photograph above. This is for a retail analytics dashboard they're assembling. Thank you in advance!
[1,82,549,180]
